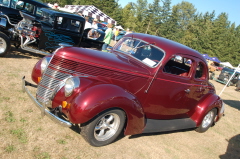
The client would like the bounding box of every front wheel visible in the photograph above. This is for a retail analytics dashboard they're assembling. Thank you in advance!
[81,109,126,147]
[196,108,217,133]
[0,32,11,57]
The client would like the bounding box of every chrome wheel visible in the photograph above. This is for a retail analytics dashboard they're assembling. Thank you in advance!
[81,109,125,147]
[94,113,121,141]
[202,111,214,128]
[0,37,7,54]
[0,32,10,57]
[196,108,217,133]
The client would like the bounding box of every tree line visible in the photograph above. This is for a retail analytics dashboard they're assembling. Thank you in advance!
[43,0,240,66]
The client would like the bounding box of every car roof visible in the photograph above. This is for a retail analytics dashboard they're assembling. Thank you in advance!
[124,33,205,61]
[41,8,85,21]
[18,0,50,8]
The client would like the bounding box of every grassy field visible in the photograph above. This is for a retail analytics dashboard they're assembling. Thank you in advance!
[0,48,239,159]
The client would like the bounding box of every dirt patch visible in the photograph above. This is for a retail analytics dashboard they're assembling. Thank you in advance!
[0,48,239,159]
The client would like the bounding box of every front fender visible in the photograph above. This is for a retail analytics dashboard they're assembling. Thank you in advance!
[190,94,223,126]
[68,83,145,135]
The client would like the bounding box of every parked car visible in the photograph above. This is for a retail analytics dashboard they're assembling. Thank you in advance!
[216,66,223,71]
[0,6,105,57]
[115,30,126,41]
[22,33,225,147]
[217,67,240,86]
[208,61,217,72]
[0,0,50,22]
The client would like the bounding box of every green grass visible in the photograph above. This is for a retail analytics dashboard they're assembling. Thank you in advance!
[10,128,28,143]
[56,139,67,144]
[34,152,51,159]
[20,118,27,123]
[0,96,10,103]
[5,144,16,153]
[5,111,16,122]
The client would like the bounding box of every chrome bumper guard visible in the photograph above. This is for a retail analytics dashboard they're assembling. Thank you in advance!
[22,76,72,128]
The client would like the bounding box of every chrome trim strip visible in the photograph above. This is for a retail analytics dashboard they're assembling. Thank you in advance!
[22,77,72,128]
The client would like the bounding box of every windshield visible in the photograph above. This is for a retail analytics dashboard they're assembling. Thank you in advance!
[115,37,164,67]
[0,0,10,7]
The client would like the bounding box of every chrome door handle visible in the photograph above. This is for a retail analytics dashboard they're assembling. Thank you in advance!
[185,89,190,94]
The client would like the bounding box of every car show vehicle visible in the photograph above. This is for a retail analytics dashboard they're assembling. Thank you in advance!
[0,4,104,57]
[22,33,225,147]
[217,67,240,86]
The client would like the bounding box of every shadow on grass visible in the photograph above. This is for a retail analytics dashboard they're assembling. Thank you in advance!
[129,128,195,139]
[219,134,240,159]
[6,47,45,59]
[223,100,240,110]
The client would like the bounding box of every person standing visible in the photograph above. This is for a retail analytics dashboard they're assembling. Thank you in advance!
[91,19,98,29]
[102,23,113,51]
[84,16,92,29]
[114,28,119,41]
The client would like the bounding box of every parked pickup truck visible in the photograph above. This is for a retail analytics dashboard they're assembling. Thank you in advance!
[22,33,225,147]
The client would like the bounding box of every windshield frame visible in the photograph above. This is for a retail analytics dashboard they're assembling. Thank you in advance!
[113,37,165,68]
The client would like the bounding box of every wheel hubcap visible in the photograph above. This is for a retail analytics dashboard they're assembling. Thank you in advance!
[202,111,214,128]
[0,37,7,54]
[94,113,120,141]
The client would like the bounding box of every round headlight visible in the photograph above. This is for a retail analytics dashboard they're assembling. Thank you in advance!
[64,77,80,97]
[40,57,51,74]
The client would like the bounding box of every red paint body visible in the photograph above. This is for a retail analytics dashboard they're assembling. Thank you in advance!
[31,33,224,135]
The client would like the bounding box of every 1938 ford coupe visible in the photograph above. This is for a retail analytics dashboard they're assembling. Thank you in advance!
[22,33,225,147]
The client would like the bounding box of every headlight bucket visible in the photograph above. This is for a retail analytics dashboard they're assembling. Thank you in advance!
[40,57,51,74]
[64,77,80,97]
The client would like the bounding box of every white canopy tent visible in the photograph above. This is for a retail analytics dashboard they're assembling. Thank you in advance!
[220,62,234,68]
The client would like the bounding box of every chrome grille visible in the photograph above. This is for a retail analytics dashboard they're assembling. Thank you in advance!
[36,66,71,103]
[36,55,145,104]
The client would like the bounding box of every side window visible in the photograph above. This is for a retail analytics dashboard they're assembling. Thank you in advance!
[16,0,24,9]
[10,0,18,8]
[40,12,54,26]
[56,17,81,32]
[163,55,192,77]
[1,0,10,6]
[36,7,42,17]
[195,62,205,79]
[23,3,34,14]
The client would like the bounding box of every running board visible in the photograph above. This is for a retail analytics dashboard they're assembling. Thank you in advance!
[142,118,196,133]
[21,46,51,56]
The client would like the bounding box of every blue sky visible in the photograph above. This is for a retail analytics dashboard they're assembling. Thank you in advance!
[118,0,240,26]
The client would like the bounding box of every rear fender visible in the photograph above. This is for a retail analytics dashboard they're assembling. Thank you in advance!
[68,81,145,135]
[190,94,222,126]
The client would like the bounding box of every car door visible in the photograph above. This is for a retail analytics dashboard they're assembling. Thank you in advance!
[38,16,84,51]
[143,54,199,120]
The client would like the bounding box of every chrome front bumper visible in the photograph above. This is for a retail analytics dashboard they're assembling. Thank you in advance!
[22,76,72,128]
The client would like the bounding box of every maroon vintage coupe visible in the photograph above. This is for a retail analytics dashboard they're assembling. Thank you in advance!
[22,33,225,147]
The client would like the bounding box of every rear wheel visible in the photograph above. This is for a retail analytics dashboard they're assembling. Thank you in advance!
[196,108,217,133]
[0,32,10,57]
[81,109,126,147]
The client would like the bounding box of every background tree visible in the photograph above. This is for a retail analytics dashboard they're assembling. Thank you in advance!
[41,0,240,66]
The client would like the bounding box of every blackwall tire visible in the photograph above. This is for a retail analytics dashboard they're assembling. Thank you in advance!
[0,32,10,57]
[81,109,126,147]
[196,108,217,133]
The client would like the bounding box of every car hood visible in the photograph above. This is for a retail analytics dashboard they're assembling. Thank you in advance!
[55,47,152,76]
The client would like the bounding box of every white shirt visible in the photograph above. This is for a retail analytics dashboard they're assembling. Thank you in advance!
[84,21,92,29]
[91,23,98,29]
